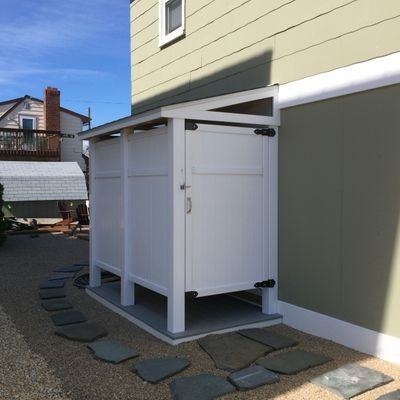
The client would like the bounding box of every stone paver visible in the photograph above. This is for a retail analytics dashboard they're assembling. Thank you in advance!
[40,280,65,289]
[133,357,190,383]
[41,299,73,312]
[377,390,400,400]
[55,322,108,342]
[51,310,87,326]
[39,289,66,300]
[239,328,298,350]
[49,272,76,280]
[53,265,83,273]
[257,350,332,375]
[198,333,271,371]
[228,365,279,390]
[170,374,235,400]
[88,340,139,364]
[311,363,393,399]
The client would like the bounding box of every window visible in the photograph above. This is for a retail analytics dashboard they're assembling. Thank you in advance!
[159,0,185,47]
[19,115,36,130]
[19,115,37,149]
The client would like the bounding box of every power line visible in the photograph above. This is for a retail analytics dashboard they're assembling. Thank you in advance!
[62,99,130,105]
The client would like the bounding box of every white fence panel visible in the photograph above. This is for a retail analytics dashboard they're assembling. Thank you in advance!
[93,138,123,275]
[127,127,170,294]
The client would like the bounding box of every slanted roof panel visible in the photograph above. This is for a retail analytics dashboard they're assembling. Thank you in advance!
[0,161,88,202]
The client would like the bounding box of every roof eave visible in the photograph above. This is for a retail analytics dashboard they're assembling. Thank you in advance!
[78,108,164,140]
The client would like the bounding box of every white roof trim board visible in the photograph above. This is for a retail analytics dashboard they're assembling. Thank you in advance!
[0,162,88,202]
[78,86,280,140]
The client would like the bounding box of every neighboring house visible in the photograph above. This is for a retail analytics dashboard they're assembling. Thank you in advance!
[80,0,400,363]
[0,162,88,225]
[0,87,90,222]
[0,87,90,170]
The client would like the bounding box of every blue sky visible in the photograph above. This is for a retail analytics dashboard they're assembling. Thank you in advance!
[0,0,131,127]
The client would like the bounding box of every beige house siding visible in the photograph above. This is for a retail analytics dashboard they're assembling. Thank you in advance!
[131,0,400,113]
[0,100,45,129]
[279,83,400,339]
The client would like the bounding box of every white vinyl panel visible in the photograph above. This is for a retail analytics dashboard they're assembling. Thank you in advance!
[91,137,123,274]
[191,128,262,171]
[187,125,265,295]
[190,174,263,292]
[127,127,170,294]
[128,127,168,173]
[94,177,123,273]
[94,138,121,174]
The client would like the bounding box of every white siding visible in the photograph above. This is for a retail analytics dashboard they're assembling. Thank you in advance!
[60,111,85,169]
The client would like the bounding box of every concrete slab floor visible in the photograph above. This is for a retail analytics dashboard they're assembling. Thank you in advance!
[88,281,281,342]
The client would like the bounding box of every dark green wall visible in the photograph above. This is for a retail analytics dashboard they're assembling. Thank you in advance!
[279,84,400,338]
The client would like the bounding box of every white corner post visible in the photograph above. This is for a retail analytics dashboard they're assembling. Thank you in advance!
[167,118,186,333]
[262,127,279,314]
[121,128,135,306]
[89,138,101,287]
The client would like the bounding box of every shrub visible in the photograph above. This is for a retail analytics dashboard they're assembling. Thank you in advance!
[0,183,7,246]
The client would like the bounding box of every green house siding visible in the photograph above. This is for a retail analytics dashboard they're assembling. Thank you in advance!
[131,0,400,113]
[279,84,400,338]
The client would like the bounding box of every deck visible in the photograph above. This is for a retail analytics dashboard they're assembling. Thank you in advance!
[0,128,61,161]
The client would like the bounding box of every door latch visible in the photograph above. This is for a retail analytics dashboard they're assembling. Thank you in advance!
[180,184,191,190]
[186,197,192,214]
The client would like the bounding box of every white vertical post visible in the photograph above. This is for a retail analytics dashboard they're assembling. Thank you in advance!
[121,128,135,306]
[262,128,279,314]
[89,138,101,287]
[167,118,186,333]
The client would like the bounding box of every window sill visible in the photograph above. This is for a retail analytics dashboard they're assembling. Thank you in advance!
[159,27,185,48]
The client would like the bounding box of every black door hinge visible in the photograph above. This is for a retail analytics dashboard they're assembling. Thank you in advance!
[185,121,198,131]
[186,291,199,299]
[254,128,276,137]
[254,279,276,288]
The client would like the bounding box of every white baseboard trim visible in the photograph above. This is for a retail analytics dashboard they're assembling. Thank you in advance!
[278,301,400,365]
[279,51,400,109]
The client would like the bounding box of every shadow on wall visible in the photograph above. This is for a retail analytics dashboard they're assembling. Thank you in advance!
[278,83,400,344]
[132,50,274,115]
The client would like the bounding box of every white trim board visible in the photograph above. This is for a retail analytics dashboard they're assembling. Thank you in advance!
[279,301,400,365]
[279,52,400,109]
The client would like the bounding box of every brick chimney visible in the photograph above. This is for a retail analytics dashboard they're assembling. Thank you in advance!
[44,87,60,131]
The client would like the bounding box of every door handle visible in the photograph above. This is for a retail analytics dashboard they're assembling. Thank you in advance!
[186,197,192,214]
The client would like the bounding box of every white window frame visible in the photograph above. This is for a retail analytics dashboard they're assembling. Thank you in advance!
[19,115,37,130]
[159,0,185,47]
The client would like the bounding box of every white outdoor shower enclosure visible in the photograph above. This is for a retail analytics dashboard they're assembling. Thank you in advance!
[83,87,280,337]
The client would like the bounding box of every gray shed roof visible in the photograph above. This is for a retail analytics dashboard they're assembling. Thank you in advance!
[0,162,88,202]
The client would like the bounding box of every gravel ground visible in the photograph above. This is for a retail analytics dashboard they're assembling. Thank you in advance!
[0,304,70,400]
[0,233,400,399]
